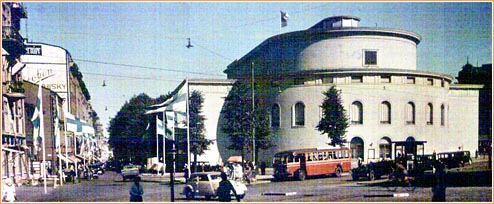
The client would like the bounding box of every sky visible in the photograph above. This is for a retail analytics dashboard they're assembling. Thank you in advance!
[21,2,492,137]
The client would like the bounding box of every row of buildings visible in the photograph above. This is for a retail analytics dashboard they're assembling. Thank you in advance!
[2,2,108,184]
[151,15,491,166]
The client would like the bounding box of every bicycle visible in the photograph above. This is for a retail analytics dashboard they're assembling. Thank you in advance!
[386,172,416,192]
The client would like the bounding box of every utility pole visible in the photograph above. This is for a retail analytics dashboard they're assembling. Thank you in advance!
[251,62,256,165]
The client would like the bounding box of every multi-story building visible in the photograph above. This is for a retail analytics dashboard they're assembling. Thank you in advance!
[457,63,492,155]
[221,16,483,163]
[23,81,66,177]
[2,2,28,182]
[21,42,100,173]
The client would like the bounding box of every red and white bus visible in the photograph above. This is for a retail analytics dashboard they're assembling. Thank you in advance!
[272,147,351,181]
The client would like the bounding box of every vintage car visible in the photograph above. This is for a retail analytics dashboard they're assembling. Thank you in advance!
[121,164,140,182]
[182,172,247,200]
[351,160,395,181]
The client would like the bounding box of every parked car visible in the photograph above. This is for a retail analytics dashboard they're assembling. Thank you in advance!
[437,151,472,168]
[351,160,395,181]
[182,172,247,200]
[121,164,140,182]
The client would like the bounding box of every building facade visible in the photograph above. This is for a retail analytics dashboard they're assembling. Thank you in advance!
[221,16,482,164]
[2,2,28,182]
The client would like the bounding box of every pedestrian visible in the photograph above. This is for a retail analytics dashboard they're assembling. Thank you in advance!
[2,178,16,202]
[217,172,240,202]
[259,161,266,175]
[183,164,189,183]
[70,165,76,183]
[129,176,144,202]
[432,162,446,201]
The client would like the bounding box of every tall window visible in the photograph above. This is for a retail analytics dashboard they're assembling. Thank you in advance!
[271,104,280,128]
[441,104,446,126]
[406,102,415,124]
[293,102,305,126]
[380,101,391,124]
[426,103,433,125]
[379,137,392,159]
[350,137,364,159]
[350,101,363,124]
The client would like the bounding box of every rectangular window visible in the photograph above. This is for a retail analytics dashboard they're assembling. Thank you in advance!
[351,76,363,83]
[380,76,391,83]
[427,78,434,86]
[364,50,377,66]
[294,78,304,85]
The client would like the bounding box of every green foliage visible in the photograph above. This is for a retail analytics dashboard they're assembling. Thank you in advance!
[317,86,349,147]
[69,63,91,100]
[221,80,273,161]
[108,93,168,165]
[188,90,212,155]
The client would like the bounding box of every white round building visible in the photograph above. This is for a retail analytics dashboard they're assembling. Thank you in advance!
[220,16,481,164]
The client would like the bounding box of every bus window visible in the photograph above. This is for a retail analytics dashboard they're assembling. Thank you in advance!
[318,152,323,160]
[288,154,294,163]
[306,153,312,161]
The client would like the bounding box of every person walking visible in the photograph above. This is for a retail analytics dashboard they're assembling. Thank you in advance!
[217,172,240,202]
[129,176,144,202]
[2,178,16,202]
[183,164,189,183]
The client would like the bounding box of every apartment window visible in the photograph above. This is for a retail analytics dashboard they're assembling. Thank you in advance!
[364,50,377,66]
[406,102,415,124]
[380,101,391,124]
[271,104,280,128]
[407,77,416,84]
[322,77,334,84]
[441,104,446,126]
[350,101,363,124]
[380,76,391,83]
[294,78,304,85]
[426,103,433,125]
[427,78,434,86]
[293,102,305,127]
[351,76,363,83]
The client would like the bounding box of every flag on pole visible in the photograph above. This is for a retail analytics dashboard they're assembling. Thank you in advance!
[31,83,43,154]
[281,11,289,27]
[54,99,61,153]
[156,116,165,135]
[165,111,175,141]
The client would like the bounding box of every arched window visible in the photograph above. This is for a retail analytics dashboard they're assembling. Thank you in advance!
[406,102,415,124]
[441,104,446,126]
[380,101,391,124]
[379,137,392,159]
[293,102,305,126]
[426,103,433,125]
[271,104,280,127]
[350,137,364,159]
[350,101,363,124]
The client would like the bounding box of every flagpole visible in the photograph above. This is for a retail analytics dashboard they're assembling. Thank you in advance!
[156,114,159,176]
[186,78,191,176]
[39,84,47,194]
[162,111,166,175]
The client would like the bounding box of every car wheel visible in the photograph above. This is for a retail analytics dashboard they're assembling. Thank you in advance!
[297,170,306,181]
[352,174,358,181]
[239,194,245,199]
[205,195,211,200]
[369,170,375,181]
[185,188,194,200]
[334,167,342,177]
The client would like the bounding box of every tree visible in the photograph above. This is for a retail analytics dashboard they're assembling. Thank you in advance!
[108,93,168,166]
[187,90,212,170]
[317,86,349,147]
[221,80,273,163]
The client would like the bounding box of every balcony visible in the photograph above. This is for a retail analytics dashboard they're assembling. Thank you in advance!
[2,26,26,55]
[3,80,25,98]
